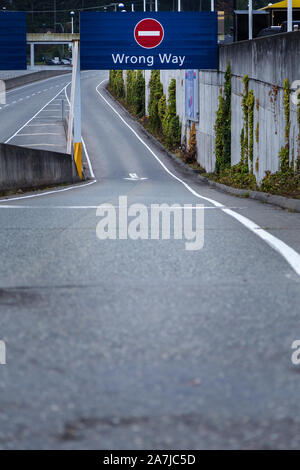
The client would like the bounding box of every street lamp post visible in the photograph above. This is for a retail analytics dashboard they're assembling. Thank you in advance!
[70,11,75,34]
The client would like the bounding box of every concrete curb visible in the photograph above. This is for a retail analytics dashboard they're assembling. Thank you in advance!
[104,85,300,214]
[4,70,71,91]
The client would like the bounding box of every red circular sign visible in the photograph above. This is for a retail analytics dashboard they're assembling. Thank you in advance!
[134,18,164,49]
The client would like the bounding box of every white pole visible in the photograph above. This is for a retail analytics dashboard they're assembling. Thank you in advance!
[249,0,253,40]
[67,41,77,155]
[155,0,158,11]
[74,42,81,148]
[178,0,181,11]
[131,3,134,11]
[288,0,293,31]
[143,0,146,12]
[211,0,214,11]
[30,43,34,68]
[71,16,74,34]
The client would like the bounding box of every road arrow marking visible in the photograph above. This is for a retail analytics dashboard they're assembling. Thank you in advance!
[124,173,148,181]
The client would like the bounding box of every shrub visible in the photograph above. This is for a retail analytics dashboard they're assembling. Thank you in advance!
[148,70,163,132]
[260,169,300,198]
[133,70,145,117]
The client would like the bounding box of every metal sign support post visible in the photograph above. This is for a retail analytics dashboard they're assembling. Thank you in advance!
[67,39,82,179]
[288,0,293,31]
[249,0,253,40]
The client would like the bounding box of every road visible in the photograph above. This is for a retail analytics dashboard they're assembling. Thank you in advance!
[0,71,300,450]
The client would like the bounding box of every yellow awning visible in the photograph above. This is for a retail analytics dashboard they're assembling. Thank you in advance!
[261,0,300,9]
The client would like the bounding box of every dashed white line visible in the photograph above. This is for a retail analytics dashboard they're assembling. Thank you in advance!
[5,84,70,144]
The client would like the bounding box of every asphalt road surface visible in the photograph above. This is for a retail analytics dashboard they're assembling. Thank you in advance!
[0,71,300,450]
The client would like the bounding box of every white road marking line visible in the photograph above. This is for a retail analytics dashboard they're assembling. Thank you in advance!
[96,79,300,277]
[124,173,148,181]
[0,180,97,203]
[64,83,95,179]
[0,205,240,210]
[16,133,62,136]
[5,84,70,144]
[19,143,65,147]
[27,123,61,127]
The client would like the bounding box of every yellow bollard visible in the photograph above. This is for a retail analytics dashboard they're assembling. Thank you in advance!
[74,142,82,180]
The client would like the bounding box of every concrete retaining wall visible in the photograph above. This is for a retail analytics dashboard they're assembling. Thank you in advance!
[0,143,79,192]
[3,70,71,91]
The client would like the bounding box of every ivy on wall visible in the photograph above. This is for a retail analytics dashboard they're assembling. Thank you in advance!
[149,73,181,150]
[214,63,231,174]
[108,70,125,99]
[247,89,255,173]
[241,74,249,168]
[148,70,164,132]
[109,70,145,117]
[279,78,290,172]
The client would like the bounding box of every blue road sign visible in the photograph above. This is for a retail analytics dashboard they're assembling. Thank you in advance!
[0,12,27,70]
[80,12,218,71]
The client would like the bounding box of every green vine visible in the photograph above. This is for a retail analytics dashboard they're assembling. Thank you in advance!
[241,74,249,166]
[148,70,163,132]
[108,70,125,99]
[255,121,259,143]
[214,63,231,174]
[247,89,255,172]
[279,78,290,172]
[162,79,181,149]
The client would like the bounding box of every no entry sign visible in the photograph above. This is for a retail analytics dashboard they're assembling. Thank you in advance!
[134,18,164,49]
[80,12,218,71]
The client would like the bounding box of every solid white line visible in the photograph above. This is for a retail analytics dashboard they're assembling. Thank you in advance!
[19,143,65,147]
[5,84,71,144]
[64,84,95,179]
[95,79,300,276]
[27,123,61,127]
[0,180,97,203]
[0,204,243,210]
[16,133,62,136]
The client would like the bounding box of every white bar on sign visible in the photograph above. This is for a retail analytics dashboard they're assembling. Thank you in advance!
[138,31,160,36]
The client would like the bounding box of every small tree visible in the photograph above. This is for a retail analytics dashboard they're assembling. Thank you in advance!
[148,70,163,132]
[133,70,145,116]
